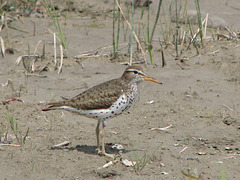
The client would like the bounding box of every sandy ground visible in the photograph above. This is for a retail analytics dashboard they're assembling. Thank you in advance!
[0,0,240,179]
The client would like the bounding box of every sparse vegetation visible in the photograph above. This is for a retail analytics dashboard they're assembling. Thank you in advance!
[5,110,29,146]
[109,0,209,64]
[128,145,161,172]
[43,0,67,50]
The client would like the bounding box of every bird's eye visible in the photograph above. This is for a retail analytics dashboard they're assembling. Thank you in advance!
[133,70,138,74]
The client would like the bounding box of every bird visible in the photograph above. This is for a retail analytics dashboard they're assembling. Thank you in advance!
[42,66,162,158]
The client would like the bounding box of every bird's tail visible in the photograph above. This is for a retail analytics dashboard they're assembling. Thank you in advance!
[42,102,65,111]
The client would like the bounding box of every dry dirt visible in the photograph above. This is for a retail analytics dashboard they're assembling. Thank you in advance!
[0,0,240,179]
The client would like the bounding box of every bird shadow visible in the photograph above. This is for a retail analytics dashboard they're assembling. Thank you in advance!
[50,143,131,156]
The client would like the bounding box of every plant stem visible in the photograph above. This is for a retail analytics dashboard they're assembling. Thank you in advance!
[195,0,203,48]
[129,0,135,65]
[175,0,179,58]
[147,0,153,64]
[112,0,116,57]
[150,0,163,42]
[116,0,121,52]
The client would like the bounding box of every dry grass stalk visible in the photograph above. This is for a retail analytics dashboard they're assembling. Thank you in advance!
[0,13,5,32]
[33,40,43,55]
[16,55,39,65]
[74,43,128,60]
[58,44,63,74]
[42,43,46,59]
[191,17,207,43]
[54,32,57,67]
[32,40,43,72]
[0,36,5,57]
[225,27,238,41]
[16,55,49,74]
[203,13,208,39]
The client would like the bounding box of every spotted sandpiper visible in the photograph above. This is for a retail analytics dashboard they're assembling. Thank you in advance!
[42,66,161,158]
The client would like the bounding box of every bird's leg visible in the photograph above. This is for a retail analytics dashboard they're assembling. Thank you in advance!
[96,120,115,159]
[99,121,116,159]
[100,122,105,154]
[95,120,101,154]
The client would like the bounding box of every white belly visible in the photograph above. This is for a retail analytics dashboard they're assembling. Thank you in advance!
[60,93,136,120]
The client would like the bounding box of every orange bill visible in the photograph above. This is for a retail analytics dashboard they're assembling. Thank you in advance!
[144,76,162,84]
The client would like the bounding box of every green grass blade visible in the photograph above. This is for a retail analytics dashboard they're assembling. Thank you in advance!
[221,168,226,180]
[146,0,153,64]
[129,0,135,65]
[6,111,14,131]
[175,0,179,58]
[194,0,203,48]
[23,127,30,144]
[188,18,199,55]
[44,0,67,49]
[116,0,121,51]
[112,0,116,57]
[150,0,163,42]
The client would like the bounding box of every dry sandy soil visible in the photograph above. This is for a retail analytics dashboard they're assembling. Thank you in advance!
[1,0,240,179]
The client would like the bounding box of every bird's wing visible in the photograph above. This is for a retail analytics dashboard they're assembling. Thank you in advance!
[43,79,124,111]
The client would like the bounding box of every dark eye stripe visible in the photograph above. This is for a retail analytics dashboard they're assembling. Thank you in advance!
[126,69,145,76]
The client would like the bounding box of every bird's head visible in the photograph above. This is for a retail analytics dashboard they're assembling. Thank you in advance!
[122,66,162,85]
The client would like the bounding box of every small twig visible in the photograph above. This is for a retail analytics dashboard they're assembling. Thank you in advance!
[207,50,219,55]
[16,55,39,65]
[74,51,99,59]
[179,146,188,154]
[176,62,185,70]
[223,104,233,111]
[150,124,173,131]
[33,40,43,55]
[216,33,231,39]
[74,43,129,60]
[225,27,238,41]
[0,143,21,147]
[51,141,71,149]
[3,98,24,105]
[25,74,47,78]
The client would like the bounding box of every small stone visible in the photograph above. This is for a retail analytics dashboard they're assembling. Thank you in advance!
[197,152,206,155]
[122,159,136,167]
[224,147,232,151]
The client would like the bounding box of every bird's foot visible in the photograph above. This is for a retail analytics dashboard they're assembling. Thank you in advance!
[96,148,117,159]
